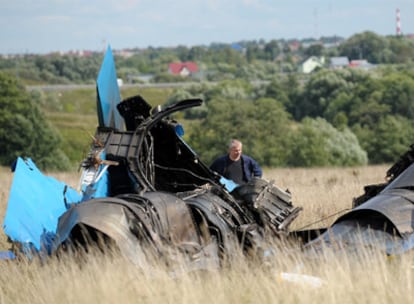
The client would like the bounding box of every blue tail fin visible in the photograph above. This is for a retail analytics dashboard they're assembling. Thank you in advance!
[96,45,124,130]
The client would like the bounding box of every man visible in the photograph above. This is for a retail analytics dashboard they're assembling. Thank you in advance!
[210,139,262,185]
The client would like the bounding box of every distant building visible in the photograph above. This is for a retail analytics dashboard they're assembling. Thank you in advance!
[230,43,243,51]
[67,50,93,57]
[288,40,301,51]
[349,59,375,70]
[330,57,349,69]
[300,56,325,74]
[168,62,198,77]
[114,49,135,58]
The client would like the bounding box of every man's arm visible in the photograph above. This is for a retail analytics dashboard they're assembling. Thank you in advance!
[251,158,263,177]
[243,155,262,178]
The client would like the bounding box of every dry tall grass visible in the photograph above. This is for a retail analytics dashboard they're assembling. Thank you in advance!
[1,165,412,304]
[264,165,389,230]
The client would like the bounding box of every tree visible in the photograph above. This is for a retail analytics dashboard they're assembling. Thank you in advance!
[264,74,302,115]
[165,88,207,119]
[338,31,388,63]
[304,43,324,57]
[0,72,70,170]
[204,79,253,102]
[294,68,382,126]
[378,72,414,120]
[352,115,414,164]
[263,40,281,60]
[288,118,367,167]
[294,69,351,120]
[188,97,293,167]
[264,77,290,108]
[387,36,414,64]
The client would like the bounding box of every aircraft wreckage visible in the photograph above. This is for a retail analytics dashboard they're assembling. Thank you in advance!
[2,47,302,267]
[3,46,414,268]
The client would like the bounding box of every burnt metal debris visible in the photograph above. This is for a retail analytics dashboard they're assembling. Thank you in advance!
[303,143,414,257]
[53,96,302,269]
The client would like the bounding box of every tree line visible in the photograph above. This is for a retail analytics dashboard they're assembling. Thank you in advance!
[2,31,414,85]
[0,31,414,170]
[165,67,414,168]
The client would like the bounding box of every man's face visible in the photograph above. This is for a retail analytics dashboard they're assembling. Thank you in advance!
[229,144,242,161]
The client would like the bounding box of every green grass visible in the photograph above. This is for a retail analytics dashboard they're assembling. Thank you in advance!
[42,86,177,166]
[43,86,175,113]
[120,86,175,106]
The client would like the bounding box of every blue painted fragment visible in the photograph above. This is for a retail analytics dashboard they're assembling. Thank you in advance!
[219,176,239,192]
[96,45,124,130]
[0,250,16,260]
[3,157,82,251]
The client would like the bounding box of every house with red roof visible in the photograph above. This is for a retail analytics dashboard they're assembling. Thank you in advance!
[349,59,375,70]
[168,62,198,77]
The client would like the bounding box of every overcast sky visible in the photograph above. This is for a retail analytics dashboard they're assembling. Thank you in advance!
[1,0,413,54]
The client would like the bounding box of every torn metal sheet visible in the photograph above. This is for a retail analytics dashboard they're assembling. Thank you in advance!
[3,158,81,254]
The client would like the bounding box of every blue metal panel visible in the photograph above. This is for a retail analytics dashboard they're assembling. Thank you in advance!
[3,158,82,251]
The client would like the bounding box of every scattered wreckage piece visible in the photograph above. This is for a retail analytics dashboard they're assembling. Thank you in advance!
[303,144,414,257]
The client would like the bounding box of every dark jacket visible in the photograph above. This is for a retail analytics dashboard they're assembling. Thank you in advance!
[210,154,262,183]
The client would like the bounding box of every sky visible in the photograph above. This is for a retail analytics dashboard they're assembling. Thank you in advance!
[1,0,413,54]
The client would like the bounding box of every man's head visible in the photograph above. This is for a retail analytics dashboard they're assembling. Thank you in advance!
[228,139,242,161]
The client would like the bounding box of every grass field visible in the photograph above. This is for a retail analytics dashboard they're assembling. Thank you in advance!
[42,86,176,167]
[2,164,412,303]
